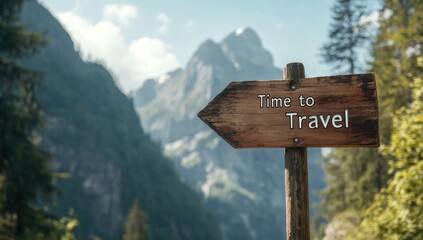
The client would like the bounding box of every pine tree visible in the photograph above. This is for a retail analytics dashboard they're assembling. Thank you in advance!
[372,0,423,144]
[319,0,386,220]
[347,59,423,240]
[321,148,387,217]
[320,0,423,236]
[0,175,15,240]
[0,0,57,238]
[321,0,369,74]
[123,199,149,240]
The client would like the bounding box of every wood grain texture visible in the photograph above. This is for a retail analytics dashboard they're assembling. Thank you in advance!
[197,72,379,148]
[284,62,309,240]
[285,147,309,240]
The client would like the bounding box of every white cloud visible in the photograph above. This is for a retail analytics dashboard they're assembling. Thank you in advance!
[156,12,169,34]
[55,11,180,93]
[126,37,179,87]
[102,4,138,26]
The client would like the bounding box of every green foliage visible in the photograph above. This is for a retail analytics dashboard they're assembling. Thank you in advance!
[319,1,384,219]
[351,162,423,240]
[320,1,423,227]
[322,210,359,240]
[0,0,50,236]
[123,200,149,240]
[373,0,423,143]
[347,72,423,239]
[321,148,387,217]
[19,2,223,240]
[321,0,369,74]
[21,210,78,240]
[386,74,423,172]
[0,1,78,239]
[56,216,79,240]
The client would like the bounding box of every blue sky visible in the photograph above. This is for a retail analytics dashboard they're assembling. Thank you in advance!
[40,0,343,92]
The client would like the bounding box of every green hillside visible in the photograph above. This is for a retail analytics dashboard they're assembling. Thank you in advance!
[19,1,222,239]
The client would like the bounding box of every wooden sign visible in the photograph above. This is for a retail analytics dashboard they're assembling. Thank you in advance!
[198,73,379,148]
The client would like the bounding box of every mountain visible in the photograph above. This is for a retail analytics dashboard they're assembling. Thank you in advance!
[20,1,222,240]
[133,27,326,240]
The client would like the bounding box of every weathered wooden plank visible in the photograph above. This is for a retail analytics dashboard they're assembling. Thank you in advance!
[197,73,379,148]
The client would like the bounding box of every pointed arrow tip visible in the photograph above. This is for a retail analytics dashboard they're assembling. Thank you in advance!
[197,109,205,119]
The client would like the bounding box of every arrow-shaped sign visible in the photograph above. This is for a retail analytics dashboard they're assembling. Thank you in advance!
[198,73,379,148]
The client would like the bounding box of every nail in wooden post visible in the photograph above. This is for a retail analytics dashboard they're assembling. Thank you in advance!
[283,62,310,240]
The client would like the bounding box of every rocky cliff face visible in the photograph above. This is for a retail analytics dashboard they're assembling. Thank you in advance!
[133,27,325,240]
[20,1,222,240]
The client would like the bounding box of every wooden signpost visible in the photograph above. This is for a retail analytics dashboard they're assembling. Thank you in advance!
[198,62,379,240]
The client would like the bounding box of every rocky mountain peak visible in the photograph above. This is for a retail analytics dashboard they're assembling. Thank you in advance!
[226,27,263,48]
[185,39,237,96]
[132,27,324,240]
[188,39,228,66]
[220,27,275,75]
